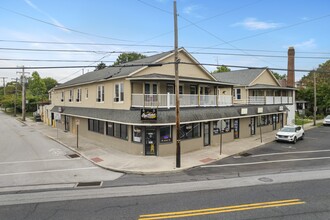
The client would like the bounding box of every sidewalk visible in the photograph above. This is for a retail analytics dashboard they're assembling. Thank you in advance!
[23,118,322,174]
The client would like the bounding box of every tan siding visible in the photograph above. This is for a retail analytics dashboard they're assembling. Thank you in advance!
[133,51,214,80]
[251,70,278,86]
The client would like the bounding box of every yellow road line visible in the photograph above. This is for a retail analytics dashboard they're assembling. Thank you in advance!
[139,199,305,220]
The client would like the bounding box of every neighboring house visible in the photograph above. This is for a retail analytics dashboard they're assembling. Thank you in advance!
[46,48,289,156]
[212,69,296,124]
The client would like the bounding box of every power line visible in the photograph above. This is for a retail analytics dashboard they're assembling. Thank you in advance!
[0,6,135,43]
[0,47,159,54]
[1,39,330,55]
[0,61,325,73]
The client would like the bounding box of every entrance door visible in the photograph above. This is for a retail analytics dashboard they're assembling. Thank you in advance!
[272,114,277,130]
[233,119,239,139]
[250,117,256,135]
[145,127,157,156]
[204,122,210,146]
[64,115,70,131]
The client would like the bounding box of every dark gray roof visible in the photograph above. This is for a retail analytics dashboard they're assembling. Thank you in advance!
[212,69,265,86]
[55,50,174,89]
[247,84,294,90]
[129,73,234,86]
[51,105,288,125]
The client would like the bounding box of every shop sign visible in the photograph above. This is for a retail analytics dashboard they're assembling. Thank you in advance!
[141,109,157,120]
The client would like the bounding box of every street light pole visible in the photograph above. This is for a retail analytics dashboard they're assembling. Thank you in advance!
[174,0,181,168]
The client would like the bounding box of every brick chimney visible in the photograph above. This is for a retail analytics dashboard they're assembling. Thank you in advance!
[287,47,295,87]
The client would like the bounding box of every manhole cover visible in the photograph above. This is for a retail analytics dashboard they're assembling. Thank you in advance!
[258,177,273,183]
[75,181,102,188]
[67,153,80,159]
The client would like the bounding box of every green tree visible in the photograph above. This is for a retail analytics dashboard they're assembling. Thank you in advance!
[43,77,57,92]
[113,52,147,65]
[95,62,107,71]
[212,65,231,73]
[272,72,286,80]
[28,71,47,101]
[298,60,330,115]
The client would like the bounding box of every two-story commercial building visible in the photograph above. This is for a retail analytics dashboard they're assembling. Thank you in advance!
[47,48,293,156]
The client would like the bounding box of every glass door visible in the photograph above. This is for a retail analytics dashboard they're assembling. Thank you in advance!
[203,122,210,146]
[250,117,256,135]
[145,127,157,156]
[233,118,239,139]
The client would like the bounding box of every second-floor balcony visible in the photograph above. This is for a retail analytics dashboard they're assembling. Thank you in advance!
[132,94,293,108]
[234,96,293,105]
[132,93,233,108]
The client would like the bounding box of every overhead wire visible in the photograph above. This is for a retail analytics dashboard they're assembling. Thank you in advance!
[0,6,135,43]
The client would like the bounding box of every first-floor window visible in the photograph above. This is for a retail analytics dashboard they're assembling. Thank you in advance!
[160,126,172,143]
[258,115,267,126]
[132,126,142,143]
[107,122,128,140]
[180,123,201,140]
[88,119,104,134]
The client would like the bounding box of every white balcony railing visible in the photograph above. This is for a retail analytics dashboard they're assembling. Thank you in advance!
[132,93,232,108]
[131,94,293,108]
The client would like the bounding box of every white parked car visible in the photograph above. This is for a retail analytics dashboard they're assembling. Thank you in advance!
[275,125,304,144]
[323,115,330,126]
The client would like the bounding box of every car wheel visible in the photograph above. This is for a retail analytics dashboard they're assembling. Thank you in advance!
[293,137,297,144]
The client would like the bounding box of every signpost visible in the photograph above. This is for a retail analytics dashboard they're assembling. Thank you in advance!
[76,119,80,149]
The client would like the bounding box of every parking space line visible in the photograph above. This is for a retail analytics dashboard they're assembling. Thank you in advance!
[202,156,330,168]
[0,167,97,176]
[249,149,330,158]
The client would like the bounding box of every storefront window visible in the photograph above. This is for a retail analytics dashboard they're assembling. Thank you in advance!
[160,126,172,143]
[180,123,201,140]
[132,126,142,143]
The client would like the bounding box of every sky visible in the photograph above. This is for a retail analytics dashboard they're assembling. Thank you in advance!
[1,0,330,84]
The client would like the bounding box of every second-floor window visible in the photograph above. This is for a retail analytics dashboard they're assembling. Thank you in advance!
[69,90,73,102]
[76,88,81,102]
[85,88,88,99]
[114,83,124,102]
[61,91,64,102]
[234,88,241,100]
[97,85,104,102]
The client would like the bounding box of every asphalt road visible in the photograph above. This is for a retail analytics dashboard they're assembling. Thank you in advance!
[0,177,329,219]
[0,111,123,190]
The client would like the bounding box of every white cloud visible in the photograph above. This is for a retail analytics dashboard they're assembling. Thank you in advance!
[24,0,70,33]
[233,18,281,30]
[291,39,316,49]
[183,5,200,15]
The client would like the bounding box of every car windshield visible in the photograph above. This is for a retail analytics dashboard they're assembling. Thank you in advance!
[280,127,295,132]
[326,115,330,119]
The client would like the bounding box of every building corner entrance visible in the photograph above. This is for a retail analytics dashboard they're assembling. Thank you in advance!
[145,127,157,156]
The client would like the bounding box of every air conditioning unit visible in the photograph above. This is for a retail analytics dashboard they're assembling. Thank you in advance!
[76,98,80,102]
[241,108,248,115]
[279,106,284,111]
[68,99,72,102]
[61,99,64,102]
[96,98,101,102]
[257,107,263,113]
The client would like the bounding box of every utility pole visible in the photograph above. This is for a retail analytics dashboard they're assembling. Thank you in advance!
[11,78,18,117]
[17,66,29,121]
[313,70,317,126]
[174,0,181,168]
[0,77,7,95]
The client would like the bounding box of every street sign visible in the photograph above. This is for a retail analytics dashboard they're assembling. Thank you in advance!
[54,113,61,121]
[76,119,80,125]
